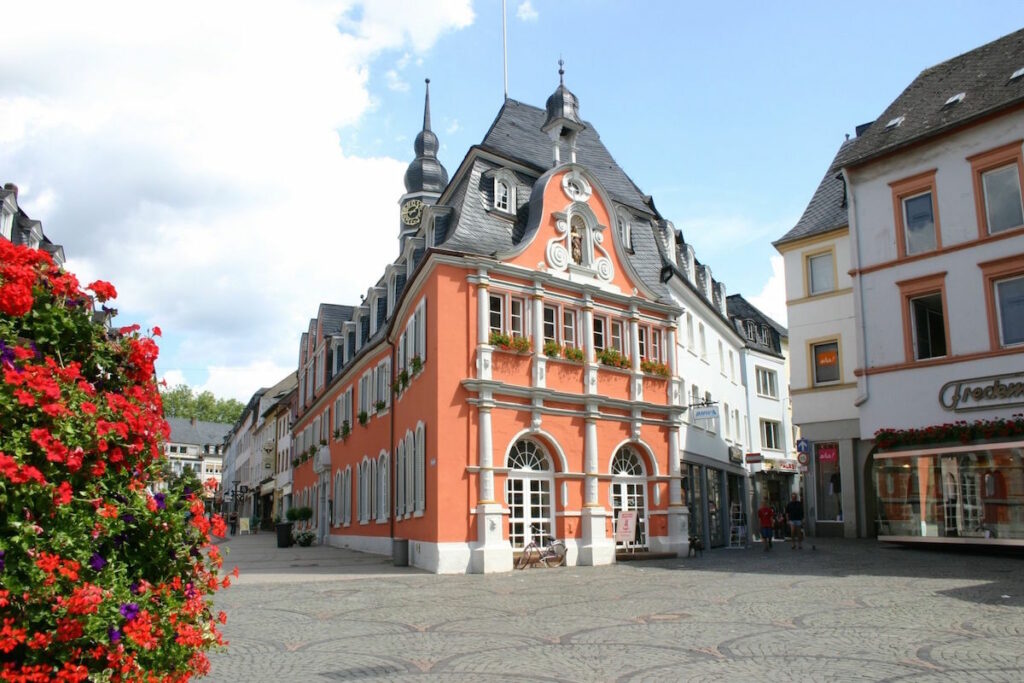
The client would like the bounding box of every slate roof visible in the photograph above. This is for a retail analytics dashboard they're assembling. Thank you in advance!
[318,304,354,337]
[166,418,232,448]
[837,28,1024,168]
[726,293,787,357]
[774,140,852,248]
[479,99,652,214]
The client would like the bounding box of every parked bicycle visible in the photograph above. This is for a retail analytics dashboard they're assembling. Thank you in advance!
[515,525,567,569]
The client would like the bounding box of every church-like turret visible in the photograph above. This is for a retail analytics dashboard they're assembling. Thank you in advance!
[400,79,448,239]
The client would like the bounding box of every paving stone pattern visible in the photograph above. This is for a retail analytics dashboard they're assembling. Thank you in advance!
[208,535,1024,682]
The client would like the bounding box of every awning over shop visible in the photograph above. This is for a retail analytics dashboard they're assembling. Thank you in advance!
[680,450,747,476]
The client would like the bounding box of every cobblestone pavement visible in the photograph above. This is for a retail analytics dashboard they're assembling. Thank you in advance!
[208,534,1023,682]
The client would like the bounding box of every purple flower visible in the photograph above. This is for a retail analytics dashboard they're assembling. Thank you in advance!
[0,342,14,370]
[130,581,141,594]
[120,513,135,524]
[89,553,106,571]
[108,627,121,643]
[119,602,140,621]
[154,492,166,510]
[0,549,5,572]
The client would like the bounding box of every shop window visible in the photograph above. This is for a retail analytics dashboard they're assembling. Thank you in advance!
[815,443,841,522]
[811,341,840,385]
[891,170,940,258]
[969,141,1024,236]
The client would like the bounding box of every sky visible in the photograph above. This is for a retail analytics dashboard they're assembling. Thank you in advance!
[2,1,1022,401]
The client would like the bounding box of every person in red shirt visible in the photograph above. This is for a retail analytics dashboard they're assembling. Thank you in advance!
[757,500,776,551]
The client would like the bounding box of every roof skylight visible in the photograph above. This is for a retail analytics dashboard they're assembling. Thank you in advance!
[943,92,965,107]
[885,115,905,130]
[1011,66,1024,81]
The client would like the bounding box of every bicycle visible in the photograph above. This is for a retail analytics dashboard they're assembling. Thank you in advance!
[515,525,567,569]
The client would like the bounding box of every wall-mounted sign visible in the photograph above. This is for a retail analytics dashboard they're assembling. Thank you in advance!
[796,438,809,454]
[816,443,838,463]
[691,405,719,421]
[728,446,743,464]
[939,371,1024,413]
[745,453,763,464]
[797,452,809,466]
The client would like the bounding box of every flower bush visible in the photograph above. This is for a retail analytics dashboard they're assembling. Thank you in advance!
[640,359,670,377]
[0,240,231,681]
[875,415,1024,449]
[597,347,630,369]
[563,346,584,362]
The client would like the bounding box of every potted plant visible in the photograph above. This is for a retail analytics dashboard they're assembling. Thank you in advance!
[358,410,369,426]
[597,347,630,369]
[641,359,670,377]
[489,331,511,349]
[392,378,402,396]
[291,457,300,468]
[340,420,350,440]
[543,340,562,358]
[564,346,584,362]
[375,399,387,413]
[411,355,423,374]
[294,530,316,547]
[399,368,410,389]
[509,336,531,353]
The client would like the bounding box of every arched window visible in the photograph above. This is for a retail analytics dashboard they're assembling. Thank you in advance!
[610,445,648,549]
[405,431,415,515]
[505,439,554,549]
[415,424,426,513]
[495,180,510,212]
[377,453,389,521]
[617,212,633,252]
[493,169,517,214]
[396,442,406,518]
[334,470,343,526]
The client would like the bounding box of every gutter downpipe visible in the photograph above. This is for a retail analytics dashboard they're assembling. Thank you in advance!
[844,167,870,410]
[388,338,396,546]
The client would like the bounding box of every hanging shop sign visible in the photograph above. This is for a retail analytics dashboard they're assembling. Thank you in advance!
[939,371,1024,413]
[728,446,744,464]
[745,452,763,464]
[817,443,838,463]
[691,405,719,421]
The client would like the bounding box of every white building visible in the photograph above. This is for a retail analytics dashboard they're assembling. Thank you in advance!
[162,417,231,504]
[779,28,1024,545]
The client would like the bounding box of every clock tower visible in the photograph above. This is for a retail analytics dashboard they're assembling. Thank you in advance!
[400,79,448,243]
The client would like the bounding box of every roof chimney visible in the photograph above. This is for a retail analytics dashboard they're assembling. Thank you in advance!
[3,183,18,199]
[190,416,197,427]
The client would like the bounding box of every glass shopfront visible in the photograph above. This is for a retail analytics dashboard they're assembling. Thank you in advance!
[816,442,842,522]
[873,440,1024,545]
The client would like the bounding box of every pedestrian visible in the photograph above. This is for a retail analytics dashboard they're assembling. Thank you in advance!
[786,493,804,549]
[757,499,775,551]
[229,511,238,536]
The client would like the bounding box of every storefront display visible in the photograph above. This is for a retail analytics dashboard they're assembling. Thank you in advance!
[873,439,1024,545]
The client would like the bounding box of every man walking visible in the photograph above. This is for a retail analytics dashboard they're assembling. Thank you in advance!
[786,493,804,549]
[757,499,775,551]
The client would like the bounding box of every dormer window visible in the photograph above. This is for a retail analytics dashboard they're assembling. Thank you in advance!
[0,208,12,242]
[492,169,517,214]
[759,325,771,345]
[744,320,757,341]
[616,210,633,253]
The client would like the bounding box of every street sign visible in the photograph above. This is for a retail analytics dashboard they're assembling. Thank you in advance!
[691,405,719,421]
[797,438,809,454]
[797,452,809,466]
[745,453,762,464]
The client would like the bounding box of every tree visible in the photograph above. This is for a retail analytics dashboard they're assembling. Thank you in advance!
[0,239,231,680]
[160,384,244,424]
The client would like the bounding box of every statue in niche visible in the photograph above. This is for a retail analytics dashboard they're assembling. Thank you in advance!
[570,216,584,265]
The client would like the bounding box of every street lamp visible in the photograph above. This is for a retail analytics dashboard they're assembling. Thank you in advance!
[231,479,241,534]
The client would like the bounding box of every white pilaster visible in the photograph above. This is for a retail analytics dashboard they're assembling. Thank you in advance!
[578,405,614,566]
[532,288,546,388]
[471,396,513,573]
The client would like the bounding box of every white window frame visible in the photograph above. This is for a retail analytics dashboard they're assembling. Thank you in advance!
[982,163,1024,234]
[543,305,558,344]
[493,169,517,214]
[995,274,1024,347]
[756,367,779,399]
[807,251,835,296]
[760,419,782,451]
[902,190,938,255]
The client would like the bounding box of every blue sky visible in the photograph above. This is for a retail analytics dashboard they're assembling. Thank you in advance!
[2,1,1021,400]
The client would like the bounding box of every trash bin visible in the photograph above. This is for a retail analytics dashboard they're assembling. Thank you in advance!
[392,538,408,567]
[276,522,294,548]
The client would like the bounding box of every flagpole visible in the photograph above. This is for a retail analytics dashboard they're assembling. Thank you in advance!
[502,0,508,100]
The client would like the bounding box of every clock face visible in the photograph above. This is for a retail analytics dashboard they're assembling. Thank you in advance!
[401,199,424,226]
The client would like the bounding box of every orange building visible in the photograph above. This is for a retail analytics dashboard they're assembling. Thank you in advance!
[290,74,692,572]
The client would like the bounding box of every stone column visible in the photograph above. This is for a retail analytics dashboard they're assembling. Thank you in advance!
[471,395,512,573]
[532,285,545,389]
[582,295,597,395]
[629,307,642,402]
[662,418,689,556]
[579,404,614,566]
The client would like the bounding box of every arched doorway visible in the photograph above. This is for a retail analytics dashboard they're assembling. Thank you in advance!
[610,445,648,550]
[505,439,555,549]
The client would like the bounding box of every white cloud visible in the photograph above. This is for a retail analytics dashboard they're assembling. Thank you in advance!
[160,369,187,389]
[385,69,410,91]
[676,214,788,257]
[446,119,460,134]
[749,255,788,327]
[0,0,474,400]
[516,1,539,22]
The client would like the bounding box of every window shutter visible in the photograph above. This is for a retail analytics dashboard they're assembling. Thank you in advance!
[405,432,415,514]
[415,424,425,512]
[418,300,427,361]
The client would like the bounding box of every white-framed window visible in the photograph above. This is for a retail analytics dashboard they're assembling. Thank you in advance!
[650,328,661,362]
[543,305,557,344]
[404,431,414,515]
[617,210,633,252]
[638,327,647,359]
[756,367,778,398]
[401,298,427,369]
[718,340,724,373]
[488,292,525,338]
[563,309,577,348]
[724,403,731,437]
[396,441,406,518]
[414,423,425,514]
[593,317,606,351]
[0,208,12,242]
[610,320,624,353]
[760,419,782,450]
[505,438,554,549]
[686,313,694,349]
[995,274,1024,346]
[488,293,503,335]
[333,470,343,526]
[728,350,735,381]
[358,369,374,416]
[733,409,741,444]
[343,467,352,525]
[610,446,647,550]
[699,323,707,359]
[807,251,835,295]
[510,298,524,337]
[744,320,756,340]
[493,169,517,214]
[333,388,352,439]
[376,452,389,522]
[982,164,1024,234]
[375,358,391,410]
